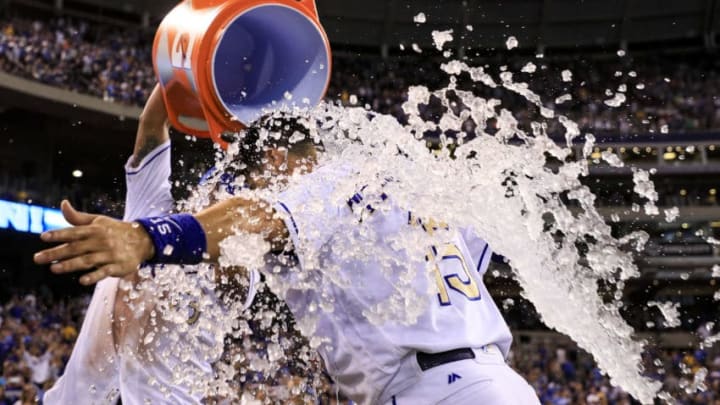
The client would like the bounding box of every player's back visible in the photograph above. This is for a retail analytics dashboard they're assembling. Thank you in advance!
[273,163,513,405]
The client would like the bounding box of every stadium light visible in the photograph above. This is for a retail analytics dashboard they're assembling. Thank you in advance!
[72,170,83,178]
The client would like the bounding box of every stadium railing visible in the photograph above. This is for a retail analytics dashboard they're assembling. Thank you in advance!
[0,70,141,124]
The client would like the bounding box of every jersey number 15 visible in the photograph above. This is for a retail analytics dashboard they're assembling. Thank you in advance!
[428,244,481,306]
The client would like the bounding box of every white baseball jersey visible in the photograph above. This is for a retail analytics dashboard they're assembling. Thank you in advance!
[115,141,214,404]
[46,141,255,404]
[271,163,514,405]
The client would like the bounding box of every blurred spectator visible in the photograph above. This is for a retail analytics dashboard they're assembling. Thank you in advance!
[0,292,89,404]
[510,341,720,405]
[0,386,10,405]
[22,341,54,387]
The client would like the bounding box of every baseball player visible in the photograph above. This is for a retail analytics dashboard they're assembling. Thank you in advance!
[44,85,257,404]
[34,115,540,405]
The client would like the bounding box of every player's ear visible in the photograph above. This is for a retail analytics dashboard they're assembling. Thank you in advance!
[288,148,317,175]
[265,148,287,169]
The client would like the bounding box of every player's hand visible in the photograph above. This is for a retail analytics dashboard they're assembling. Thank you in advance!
[33,200,155,286]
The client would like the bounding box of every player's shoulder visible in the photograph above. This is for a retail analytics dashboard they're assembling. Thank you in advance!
[282,161,356,198]
[310,160,356,179]
[125,140,172,176]
[460,226,486,243]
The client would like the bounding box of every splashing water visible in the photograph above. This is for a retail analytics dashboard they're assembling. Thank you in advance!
[432,29,454,51]
[303,100,661,403]
[130,47,694,404]
[605,92,627,107]
[219,56,669,401]
[664,207,679,222]
[561,69,573,82]
[521,62,537,73]
[647,301,682,328]
[555,94,572,105]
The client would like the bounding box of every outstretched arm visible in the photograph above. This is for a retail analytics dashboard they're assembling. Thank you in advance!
[33,197,288,286]
[195,197,289,258]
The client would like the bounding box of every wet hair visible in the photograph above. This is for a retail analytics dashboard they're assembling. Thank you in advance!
[225,113,322,177]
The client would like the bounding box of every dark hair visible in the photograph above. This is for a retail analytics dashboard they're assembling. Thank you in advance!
[229,113,322,176]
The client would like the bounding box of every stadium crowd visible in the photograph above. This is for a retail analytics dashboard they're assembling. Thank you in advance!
[1,14,719,208]
[510,340,720,405]
[1,15,720,136]
[0,16,155,105]
[1,15,719,218]
[0,290,719,404]
[0,292,86,404]
[2,11,720,405]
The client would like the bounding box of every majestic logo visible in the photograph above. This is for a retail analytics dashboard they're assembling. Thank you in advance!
[448,373,462,384]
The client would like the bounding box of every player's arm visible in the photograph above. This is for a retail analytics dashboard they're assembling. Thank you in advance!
[33,197,289,286]
[123,83,174,221]
[182,195,289,260]
[130,84,169,168]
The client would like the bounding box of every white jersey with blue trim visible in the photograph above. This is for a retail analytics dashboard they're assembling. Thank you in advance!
[47,141,258,405]
[45,141,176,405]
[123,141,175,221]
[271,163,513,405]
[117,140,215,405]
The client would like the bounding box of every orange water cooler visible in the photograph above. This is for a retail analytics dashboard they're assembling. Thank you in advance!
[153,0,331,147]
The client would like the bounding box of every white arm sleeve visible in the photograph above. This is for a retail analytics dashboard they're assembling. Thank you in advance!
[124,141,260,310]
[461,227,493,275]
[123,141,174,221]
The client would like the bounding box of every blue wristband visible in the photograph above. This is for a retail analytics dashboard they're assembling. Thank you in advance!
[135,214,207,265]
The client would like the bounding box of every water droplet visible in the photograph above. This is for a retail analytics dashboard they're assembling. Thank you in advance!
[162,245,174,257]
